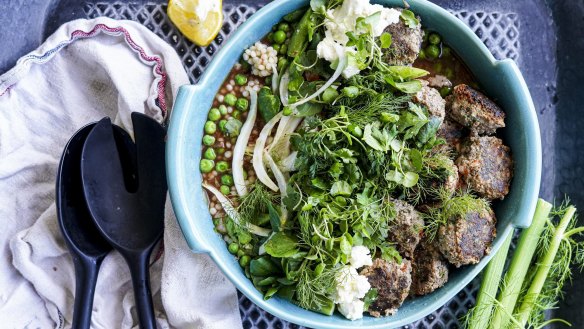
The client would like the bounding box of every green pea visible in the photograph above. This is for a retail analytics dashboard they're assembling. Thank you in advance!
[220,185,231,195]
[265,76,273,85]
[335,196,347,207]
[278,22,290,32]
[219,105,228,115]
[272,44,281,52]
[232,110,241,119]
[434,62,443,73]
[204,148,216,160]
[237,249,245,257]
[228,243,239,254]
[279,44,288,55]
[426,45,440,59]
[208,108,221,121]
[441,46,451,57]
[322,87,339,104]
[234,74,248,86]
[273,30,286,44]
[203,135,216,146]
[224,93,237,106]
[239,255,250,267]
[347,124,362,138]
[200,159,214,173]
[282,106,293,116]
[418,48,427,60]
[422,30,429,43]
[221,175,234,186]
[219,119,228,132]
[235,98,249,111]
[439,86,452,97]
[342,86,359,98]
[428,33,441,45]
[216,147,226,154]
[444,67,454,80]
[267,32,274,42]
[204,121,217,134]
[216,161,229,173]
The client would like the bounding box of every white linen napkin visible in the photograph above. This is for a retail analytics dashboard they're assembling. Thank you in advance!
[0,17,242,329]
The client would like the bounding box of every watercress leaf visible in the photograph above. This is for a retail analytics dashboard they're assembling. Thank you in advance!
[264,232,300,258]
[333,148,357,164]
[380,32,392,49]
[387,66,429,80]
[400,9,420,28]
[339,235,352,255]
[386,170,404,184]
[268,203,281,232]
[311,177,328,190]
[409,149,423,171]
[329,162,344,179]
[250,256,281,276]
[363,123,392,152]
[402,171,419,188]
[345,163,361,184]
[225,117,243,136]
[393,80,423,94]
[330,180,353,197]
[292,102,323,117]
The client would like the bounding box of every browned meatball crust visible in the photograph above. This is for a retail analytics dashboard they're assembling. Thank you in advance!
[410,238,449,295]
[383,13,423,66]
[387,200,424,259]
[360,258,412,317]
[435,118,468,155]
[413,82,446,122]
[446,84,505,135]
[437,205,496,267]
[456,136,513,200]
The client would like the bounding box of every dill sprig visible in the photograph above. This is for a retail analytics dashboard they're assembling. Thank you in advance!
[237,182,280,226]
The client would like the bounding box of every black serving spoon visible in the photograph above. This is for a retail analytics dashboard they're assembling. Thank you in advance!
[56,123,135,328]
[80,113,167,329]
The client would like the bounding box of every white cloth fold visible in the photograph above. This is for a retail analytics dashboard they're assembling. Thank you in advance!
[0,17,242,329]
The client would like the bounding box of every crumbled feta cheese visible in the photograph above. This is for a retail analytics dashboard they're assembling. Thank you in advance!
[349,245,373,269]
[338,298,366,321]
[243,42,278,77]
[316,0,401,78]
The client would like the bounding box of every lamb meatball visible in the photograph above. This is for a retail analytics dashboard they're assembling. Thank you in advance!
[387,200,424,259]
[410,238,449,295]
[383,12,423,66]
[437,199,496,267]
[456,136,513,200]
[360,258,412,317]
[426,74,452,89]
[446,84,505,135]
[435,118,468,155]
[413,82,446,123]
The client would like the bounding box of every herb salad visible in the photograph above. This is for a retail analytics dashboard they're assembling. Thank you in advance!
[199,0,513,320]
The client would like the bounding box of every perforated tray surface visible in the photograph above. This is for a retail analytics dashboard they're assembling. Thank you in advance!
[2,0,578,328]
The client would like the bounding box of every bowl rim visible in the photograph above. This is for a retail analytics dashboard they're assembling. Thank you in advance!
[166,0,542,328]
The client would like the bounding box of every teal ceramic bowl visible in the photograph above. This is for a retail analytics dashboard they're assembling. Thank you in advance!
[166,0,541,327]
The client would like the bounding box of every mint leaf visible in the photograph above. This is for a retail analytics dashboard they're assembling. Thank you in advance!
[264,232,299,258]
[380,32,392,49]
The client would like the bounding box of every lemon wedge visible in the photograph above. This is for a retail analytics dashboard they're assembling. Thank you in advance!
[168,0,223,47]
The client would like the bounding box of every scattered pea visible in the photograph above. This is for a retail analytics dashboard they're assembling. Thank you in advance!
[422,30,429,43]
[203,135,216,146]
[219,105,228,115]
[228,243,239,254]
[239,255,250,267]
[444,67,454,80]
[278,22,290,32]
[277,57,288,71]
[219,119,228,132]
[428,33,441,45]
[279,44,288,55]
[267,32,274,42]
[433,62,443,73]
[235,98,249,111]
[273,30,286,44]
[322,87,339,104]
[441,46,451,57]
[200,159,214,173]
[418,48,427,60]
[342,86,359,98]
[208,108,221,121]
[237,249,245,257]
[221,175,234,186]
[282,106,293,116]
[439,86,452,97]
[272,44,281,52]
[217,147,226,154]
[216,161,229,173]
[204,121,217,134]
[235,74,248,86]
[204,148,216,160]
[224,93,237,106]
[220,185,231,195]
[232,110,241,119]
[426,44,440,59]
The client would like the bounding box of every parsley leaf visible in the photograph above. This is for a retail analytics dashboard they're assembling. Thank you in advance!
[400,9,420,28]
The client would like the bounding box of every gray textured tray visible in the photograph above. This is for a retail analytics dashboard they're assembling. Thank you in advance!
[3,0,582,328]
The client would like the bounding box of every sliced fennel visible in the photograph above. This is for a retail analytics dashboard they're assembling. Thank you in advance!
[253,112,282,192]
[233,90,258,197]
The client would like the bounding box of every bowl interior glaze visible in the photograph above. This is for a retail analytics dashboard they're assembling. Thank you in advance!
[166,1,541,328]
